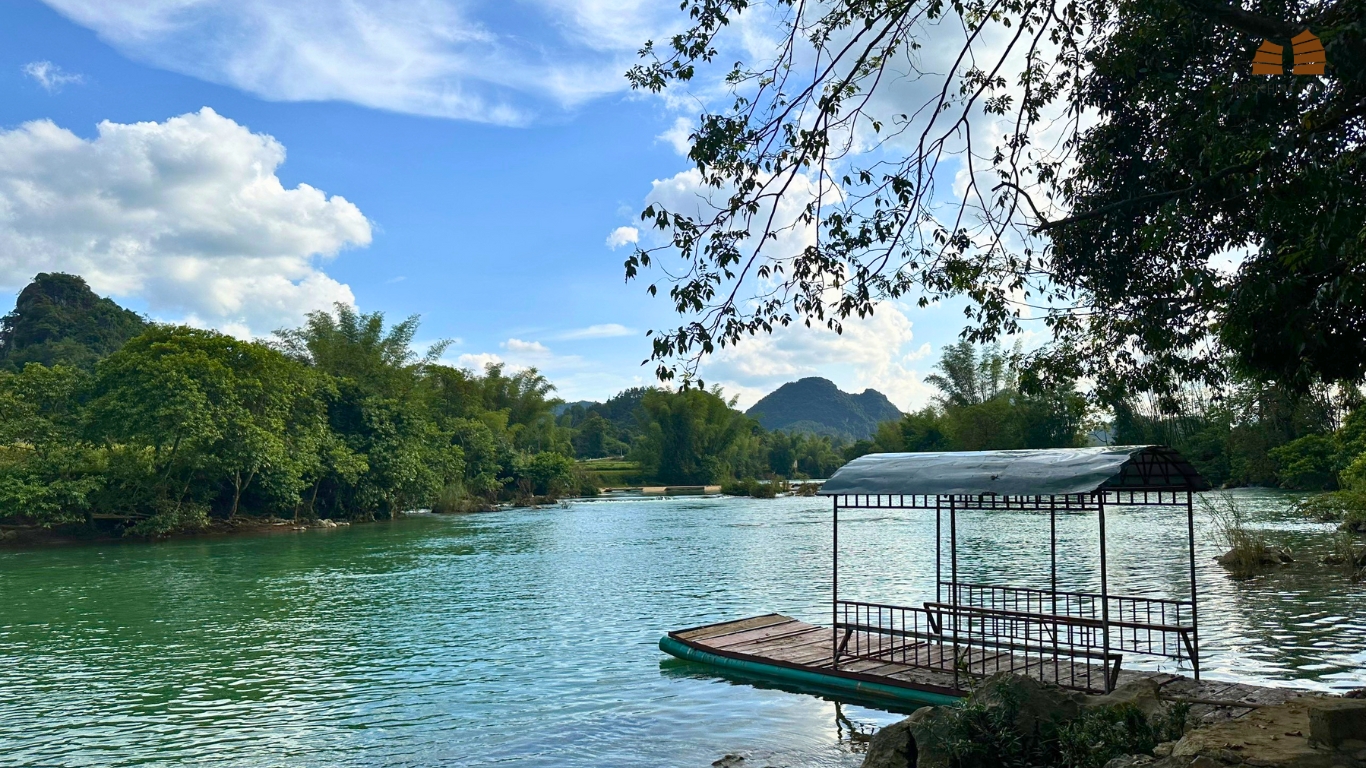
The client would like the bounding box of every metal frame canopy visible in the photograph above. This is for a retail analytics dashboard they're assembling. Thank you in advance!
[817,446,1211,693]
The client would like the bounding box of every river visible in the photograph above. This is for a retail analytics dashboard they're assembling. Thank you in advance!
[1,489,1363,767]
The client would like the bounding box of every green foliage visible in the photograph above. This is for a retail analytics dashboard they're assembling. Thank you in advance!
[867,344,1088,454]
[625,0,1366,399]
[0,273,147,372]
[917,678,1188,768]
[1270,435,1341,491]
[632,387,752,484]
[1110,381,1362,490]
[1057,703,1190,768]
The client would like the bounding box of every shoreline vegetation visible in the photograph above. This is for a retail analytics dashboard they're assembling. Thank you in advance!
[2,273,1365,550]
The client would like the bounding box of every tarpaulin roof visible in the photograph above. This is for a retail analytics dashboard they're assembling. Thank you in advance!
[818,446,1209,497]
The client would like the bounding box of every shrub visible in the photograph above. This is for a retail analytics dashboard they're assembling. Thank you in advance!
[1058,702,1189,768]
[1293,490,1366,531]
[914,677,1189,768]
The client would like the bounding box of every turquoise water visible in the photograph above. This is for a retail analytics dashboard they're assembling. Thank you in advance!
[1,489,1362,767]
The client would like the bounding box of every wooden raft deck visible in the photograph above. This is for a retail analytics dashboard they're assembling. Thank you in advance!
[666,614,1321,717]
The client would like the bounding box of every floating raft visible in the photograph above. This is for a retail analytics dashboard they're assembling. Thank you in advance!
[662,614,961,708]
[661,614,1317,715]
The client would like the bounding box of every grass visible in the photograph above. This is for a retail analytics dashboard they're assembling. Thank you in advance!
[1324,530,1366,581]
[1203,493,1281,580]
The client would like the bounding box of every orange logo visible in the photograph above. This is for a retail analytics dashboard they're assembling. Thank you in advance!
[1252,30,1326,75]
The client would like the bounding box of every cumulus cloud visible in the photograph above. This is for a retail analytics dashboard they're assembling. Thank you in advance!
[39,0,679,124]
[0,107,371,335]
[606,226,639,249]
[22,61,83,92]
[636,163,937,411]
[504,338,551,356]
[558,323,633,340]
[702,301,938,412]
[456,352,504,371]
[657,117,692,155]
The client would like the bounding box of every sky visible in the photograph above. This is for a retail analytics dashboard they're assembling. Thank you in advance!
[0,0,983,411]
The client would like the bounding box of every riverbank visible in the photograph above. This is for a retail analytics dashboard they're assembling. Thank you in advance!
[858,673,1366,768]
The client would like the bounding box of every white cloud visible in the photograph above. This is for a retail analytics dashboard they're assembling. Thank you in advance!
[558,323,634,340]
[701,301,938,412]
[635,165,937,411]
[22,61,83,92]
[606,226,638,249]
[39,0,679,124]
[0,107,371,335]
[456,352,504,371]
[504,338,551,356]
[657,117,691,155]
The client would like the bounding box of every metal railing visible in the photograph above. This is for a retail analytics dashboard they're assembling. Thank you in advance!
[835,598,1124,693]
[938,582,1196,661]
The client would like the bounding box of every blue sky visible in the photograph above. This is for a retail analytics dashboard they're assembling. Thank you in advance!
[0,0,974,409]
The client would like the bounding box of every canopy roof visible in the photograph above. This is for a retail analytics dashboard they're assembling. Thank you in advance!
[818,446,1209,497]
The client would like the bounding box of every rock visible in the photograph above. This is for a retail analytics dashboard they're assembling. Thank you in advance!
[1216,548,1294,568]
[712,755,745,767]
[1105,756,1155,768]
[861,717,916,768]
[1309,701,1366,748]
[1172,699,1351,768]
[317,519,338,528]
[972,671,1086,732]
[1155,742,1177,758]
[1088,678,1165,718]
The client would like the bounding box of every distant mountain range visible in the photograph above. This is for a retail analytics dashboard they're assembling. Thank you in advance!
[745,377,903,441]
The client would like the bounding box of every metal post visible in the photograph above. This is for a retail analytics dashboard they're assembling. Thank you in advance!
[950,495,959,690]
[1098,492,1112,692]
[936,496,942,604]
[1050,495,1058,615]
[1186,490,1200,680]
[832,496,839,670]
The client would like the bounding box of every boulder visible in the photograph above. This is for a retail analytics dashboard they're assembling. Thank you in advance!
[861,717,917,768]
[1216,548,1294,568]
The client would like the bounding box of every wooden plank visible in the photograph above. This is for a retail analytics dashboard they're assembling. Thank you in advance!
[678,614,793,641]
[746,629,835,654]
[762,642,838,666]
[704,622,819,649]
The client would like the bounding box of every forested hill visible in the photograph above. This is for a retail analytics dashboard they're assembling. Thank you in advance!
[0,273,148,371]
[745,377,902,440]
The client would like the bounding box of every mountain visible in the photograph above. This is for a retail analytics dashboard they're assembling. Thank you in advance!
[0,273,148,371]
[745,377,903,440]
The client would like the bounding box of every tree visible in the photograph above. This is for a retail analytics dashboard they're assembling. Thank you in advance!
[626,0,1366,397]
[633,387,751,483]
[0,365,101,527]
[87,326,323,524]
[0,273,147,371]
[924,342,1015,408]
[276,306,460,519]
